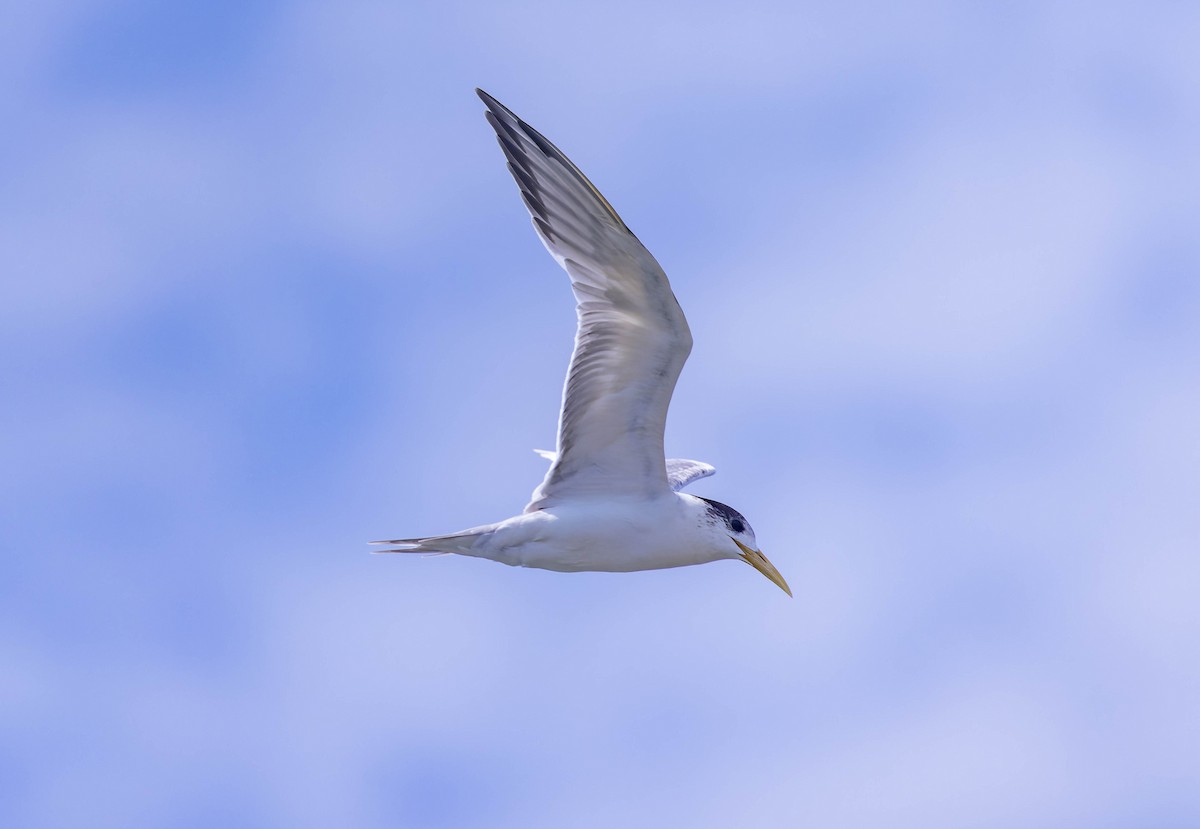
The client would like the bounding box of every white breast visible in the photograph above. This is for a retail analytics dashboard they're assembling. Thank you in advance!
[479,493,720,573]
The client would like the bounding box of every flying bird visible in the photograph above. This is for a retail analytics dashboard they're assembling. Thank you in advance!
[373,89,790,596]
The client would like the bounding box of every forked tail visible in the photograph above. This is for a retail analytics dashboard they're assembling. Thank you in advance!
[369,526,495,556]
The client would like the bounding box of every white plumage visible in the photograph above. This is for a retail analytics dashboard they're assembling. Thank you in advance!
[373,89,790,596]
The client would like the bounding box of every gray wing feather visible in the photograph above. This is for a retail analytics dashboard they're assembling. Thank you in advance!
[536,450,715,492]
[665,459,716,491]
[478,89,693,510]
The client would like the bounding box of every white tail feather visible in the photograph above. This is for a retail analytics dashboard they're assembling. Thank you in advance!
[369,524,499,556]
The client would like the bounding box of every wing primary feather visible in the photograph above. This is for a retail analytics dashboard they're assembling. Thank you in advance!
[477,88,629,231]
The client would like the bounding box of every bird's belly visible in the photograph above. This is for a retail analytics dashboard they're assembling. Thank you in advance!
[500,500,704,573]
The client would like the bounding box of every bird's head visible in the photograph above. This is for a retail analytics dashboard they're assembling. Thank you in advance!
[695,497,791,596]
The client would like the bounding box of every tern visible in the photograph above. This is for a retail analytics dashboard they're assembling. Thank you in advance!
[373,89,791,596]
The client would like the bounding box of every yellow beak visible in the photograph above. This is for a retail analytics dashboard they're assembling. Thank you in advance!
[733,538,792,597]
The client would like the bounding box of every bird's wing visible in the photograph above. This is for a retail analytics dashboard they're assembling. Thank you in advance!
[535,449,715,492]
[478,89,692,510]
[665,458,716,490]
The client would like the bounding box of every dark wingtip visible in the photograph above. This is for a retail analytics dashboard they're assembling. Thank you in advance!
[476,89,527,133]
[476,88,505,113]
[473,86,630,232]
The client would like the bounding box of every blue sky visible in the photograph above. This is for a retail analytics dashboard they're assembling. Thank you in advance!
[3,1,1199,827]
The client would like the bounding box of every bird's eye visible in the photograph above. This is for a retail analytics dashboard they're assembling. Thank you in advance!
[730,518,745,534]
